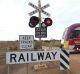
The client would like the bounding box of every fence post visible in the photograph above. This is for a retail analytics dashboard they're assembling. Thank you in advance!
[7,48,10,74]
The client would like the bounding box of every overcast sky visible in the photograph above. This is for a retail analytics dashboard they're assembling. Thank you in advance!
[0,0,80,41]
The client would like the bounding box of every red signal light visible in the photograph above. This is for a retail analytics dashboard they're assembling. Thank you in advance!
[44,18,52,26]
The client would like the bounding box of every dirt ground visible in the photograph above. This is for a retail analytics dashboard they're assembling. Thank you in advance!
[0,53,80,74]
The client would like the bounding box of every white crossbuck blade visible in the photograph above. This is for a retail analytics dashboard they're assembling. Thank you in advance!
[28,2,50,16]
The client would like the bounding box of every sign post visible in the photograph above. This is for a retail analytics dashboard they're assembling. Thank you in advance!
[7,48,10,74]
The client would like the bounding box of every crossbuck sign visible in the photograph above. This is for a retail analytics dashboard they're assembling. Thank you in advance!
[28,1,50,16]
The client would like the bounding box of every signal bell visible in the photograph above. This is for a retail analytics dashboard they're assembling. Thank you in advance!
[29,16,39,28]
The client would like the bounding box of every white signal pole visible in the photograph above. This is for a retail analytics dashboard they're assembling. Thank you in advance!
[38,0,42,48]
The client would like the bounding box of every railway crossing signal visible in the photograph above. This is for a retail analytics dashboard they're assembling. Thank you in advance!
[28,0,52,38]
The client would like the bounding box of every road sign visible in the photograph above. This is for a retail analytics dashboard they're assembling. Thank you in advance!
[19,35,34,50]
[35,27,47,38]
[6,50,60,64]
[28,2,50,16]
